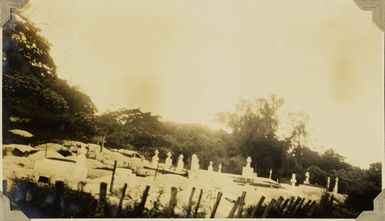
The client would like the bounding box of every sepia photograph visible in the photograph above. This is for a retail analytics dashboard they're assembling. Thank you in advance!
[1,0,384,219]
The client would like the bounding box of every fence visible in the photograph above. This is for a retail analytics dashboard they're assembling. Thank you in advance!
[3,176,340,218]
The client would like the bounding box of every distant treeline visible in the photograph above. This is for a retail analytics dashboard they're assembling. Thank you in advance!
[2,12,381,214]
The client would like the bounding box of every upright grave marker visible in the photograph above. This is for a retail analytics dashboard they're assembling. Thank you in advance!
[269,169,273,179]
[208,161,213,172]
[190,154,200,171]
[165,152,173,169]
[176,154,184,172]
[151,149,159,168]
[242,156,256,178]
[333,177,339,193]
[218,163,222,173]
[290,173,297,186]
[304,171,310,184]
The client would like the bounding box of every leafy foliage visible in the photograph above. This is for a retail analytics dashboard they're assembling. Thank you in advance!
[96,108,168,149]
[3,14,97,140]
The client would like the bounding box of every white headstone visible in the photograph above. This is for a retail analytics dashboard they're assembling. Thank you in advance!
[218,163,222,173]
[333,177,339,193]
[151,149,159,168]
[326,176,331,190]
[208,161,213,172]
[242,156,256,178]
[190,154,200,171]
[176,154,184,172]
[290,173,297,186]
[246,156,252,168]
[304,171,310,184]
[269,169,273,179]
[164,152,173,169]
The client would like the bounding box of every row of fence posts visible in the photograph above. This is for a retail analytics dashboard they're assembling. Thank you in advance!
[105,160,224,217]
[98,181,207,217]
[2,177,324,218]
[1,159,330,218]
[2,179,325,218]
[71,158,327,218]
[99,178,323,218]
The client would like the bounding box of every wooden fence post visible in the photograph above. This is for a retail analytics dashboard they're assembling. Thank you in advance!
[293,197,306,215]
[288,197,302,215]
[274,196,284,210]
[283,196,295,215]
[98,182,107,213]
[136,185,150,213]
[306,201,317,217]
[186,187,196,217]
[262,199,276,218]
[210,192,223,218]
[118,183,128,214]
[236,191,247,218]
[168,187,178,216]
[110,160,117,193]
[54,181,65,215]
[228,197,241,218]
[77,181,86,192]
[251,195,265,218]
[301,199,313,212]
[278,198,290,215]
[193,189,203,218]
[329,194,334,211]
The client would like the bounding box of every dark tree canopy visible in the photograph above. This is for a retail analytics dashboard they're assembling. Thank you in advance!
[3,14,97,141]
[96,108,167,148]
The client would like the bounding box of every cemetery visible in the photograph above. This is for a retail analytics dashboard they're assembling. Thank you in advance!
[1,0,383,219]
[2,140,348,218]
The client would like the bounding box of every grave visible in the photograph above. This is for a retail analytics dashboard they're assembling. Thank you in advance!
[176,154,184,172]
[190,154,200,171]
[164,152,173,169]
[290,173,297,186]
[188,154,200,179]
[218,163,222,173]
[242,156,256,179]
[304,171,310,184]
[333,177,339,193]
[208,161,213,172]
[34,154,88,182]
[151,149,159,168]
[269,169,272,179]
[115,167,134,177]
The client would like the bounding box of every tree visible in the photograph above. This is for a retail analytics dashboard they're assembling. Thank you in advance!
[319,149,351,173]
[96,108,168,149]
[339,162,382,211]
[216,95,290,176]
[287,111,309,149]
[217,95,284,140]
[3,13,97,141]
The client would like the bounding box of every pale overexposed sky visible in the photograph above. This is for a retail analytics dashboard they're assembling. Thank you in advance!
[23,0,384,168]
